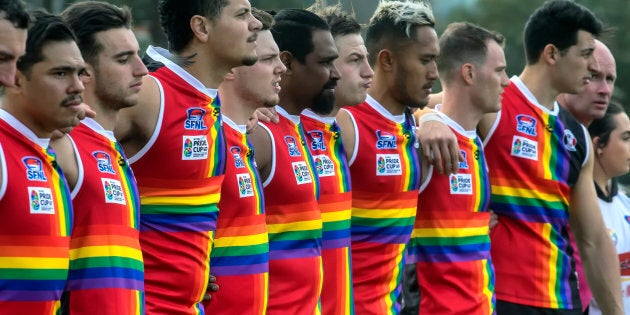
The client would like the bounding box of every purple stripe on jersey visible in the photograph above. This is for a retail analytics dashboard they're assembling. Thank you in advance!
[210,263,268,276]
[139,220,216,233]
[321,237,351,250]
[408,251,490,264]
[66,278,144,291]
[269,247,321,260]
[0,290,61,302]
[351,233,410,245]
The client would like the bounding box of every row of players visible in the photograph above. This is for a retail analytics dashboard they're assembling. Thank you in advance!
[0,0,627,314]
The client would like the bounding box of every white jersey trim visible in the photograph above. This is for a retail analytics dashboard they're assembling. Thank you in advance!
[365,94,406,123]
[145,45,218,98]
[301,108,336,125]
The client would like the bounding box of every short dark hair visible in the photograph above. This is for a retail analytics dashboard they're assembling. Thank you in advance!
[270,8,329,63]
[0,0,30,29]
[588,102,625,148]
[438,22,504,85]
[524,0,603,64]
[17,10,77,77]
[310,4,361,38]
[365,0,435,66]
[159,0,229,53]
[61,1,132,65]
[252,7,273,31]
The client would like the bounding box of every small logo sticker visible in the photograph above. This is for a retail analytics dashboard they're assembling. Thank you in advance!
[449,174,473,195]
[511,136,538,161]
[376,154,402,176]
[292,161,313,185]
[237,173,254,197]
[102,178,126,205]
[182,136,209,160]
[28,187,55,214]
[313,154,335,177]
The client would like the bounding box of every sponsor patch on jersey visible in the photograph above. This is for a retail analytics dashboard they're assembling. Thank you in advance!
[375,130,397,149]
[92,151,116,174]
[313,154,335,177]
[376,154,402,176]
[101,178,126,205]
[182,135,209,160]
[449,174,473,195]
[285,136,302,157]
[516,115,537,136]
[511,136,538,161]
[307,130,326,151]
[458,150,469,169]
[563,129,578,152]
[28,187,54,214]
[292,161,313,185]
[236,173,254,197]
[23,157,47,182]
[230,146,246,168]
[184,107,207,130]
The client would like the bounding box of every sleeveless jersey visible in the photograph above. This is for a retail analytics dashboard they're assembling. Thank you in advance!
[131,46,226,314]
[484,77,587,310]
[589,181,630,315]
[301,109,354,315]
[342,95,421,315]
[259,106,322,315]
[408,113,494,315]
[66,119,144,314]
[0,110,72,314]
[204,117,268,315]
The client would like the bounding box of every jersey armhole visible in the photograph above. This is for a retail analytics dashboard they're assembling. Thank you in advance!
[128,75,165,164]
[482,110,502,146]
[341,108,359,166]
[66,135,85,199]
[0,143,7,200]
[418,165,434,193]
[258,123,276,188]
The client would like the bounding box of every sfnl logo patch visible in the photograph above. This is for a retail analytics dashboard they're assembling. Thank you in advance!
[101,178,126,205]
[28,187,55,214]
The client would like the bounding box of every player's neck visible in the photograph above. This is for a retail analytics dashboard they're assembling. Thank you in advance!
[519,66,559,110]
[218,86,255,125]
